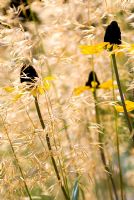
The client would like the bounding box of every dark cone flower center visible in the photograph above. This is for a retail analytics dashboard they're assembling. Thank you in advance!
[104,21,121,45]
[86,71,100,88]
[20,65,38,86]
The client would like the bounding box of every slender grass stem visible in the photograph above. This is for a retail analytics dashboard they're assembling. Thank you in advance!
[25,108,47,151]
[52,82,73,153]
[111,53,133,135]
[51,83,80,186]
[93,91,119,200]
[34,96,70,200]
[1,117,32,200]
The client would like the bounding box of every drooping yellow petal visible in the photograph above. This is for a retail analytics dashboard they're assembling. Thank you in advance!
[43,81,51,90]
[43,76,56,81]
[115,100,134,112]
[31,88,37,97]
[13,93,23,102]
[73,86,90,96]
[43,76,54,91]
[128,44,134,53]
[99,80,117,90]
[37,86,45,95]
[4,86,15,93]
[79,42,109,54]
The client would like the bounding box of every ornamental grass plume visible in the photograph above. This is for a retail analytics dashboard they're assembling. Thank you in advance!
[20,64,70,200]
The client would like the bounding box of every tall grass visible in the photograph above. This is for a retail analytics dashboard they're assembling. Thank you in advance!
[0,0,134,200]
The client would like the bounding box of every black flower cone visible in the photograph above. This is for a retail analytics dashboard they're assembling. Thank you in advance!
[104,21,121,45]
[10,0,27,8]
[20,65,38,88]
[10,0,40,22]
[86,71,100,88]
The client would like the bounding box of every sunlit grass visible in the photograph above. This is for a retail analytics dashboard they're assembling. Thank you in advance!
[0,0,134,200]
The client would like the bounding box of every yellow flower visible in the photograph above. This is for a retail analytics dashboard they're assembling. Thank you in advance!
[115,100,134,112]
[31,76,55,96]
[79,42,109,54]
[4,76,55,102]
[3,86,24,102]
[73,79,116,96]
[79,42,133,55]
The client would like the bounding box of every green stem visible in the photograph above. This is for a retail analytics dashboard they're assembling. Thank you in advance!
[115,111,124,200]
[34,97,70,200]
[111,54,133,135]
[93,91,118,200]
[3,123,32,200]
[112,64,125,200]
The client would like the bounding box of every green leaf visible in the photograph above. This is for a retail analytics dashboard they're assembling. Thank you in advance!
[72,180,79,200]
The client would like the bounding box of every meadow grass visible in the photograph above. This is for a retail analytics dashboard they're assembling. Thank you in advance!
[0,0,134,200]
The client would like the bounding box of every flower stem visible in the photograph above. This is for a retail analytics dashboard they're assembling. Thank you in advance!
[93,91,119,200]
[111,53,133,135]
[34,97,70,200]
[115,111,124,200]
[2,118,32,200]
[112,64,125,200]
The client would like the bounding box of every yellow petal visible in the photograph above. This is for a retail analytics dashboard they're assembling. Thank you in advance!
[115,51,125,58]
[115,100,134,112]
[4,86,15,93]
[99,80,117,90]
[37,86,44,95]
[13,93,23,102]
[73,86,90,95]
[43,81,51,90]
[128,44,134,53]
[31,88,37,97]
[42,76,55,91]
[43,76,56,81]
[79,42,109,54]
